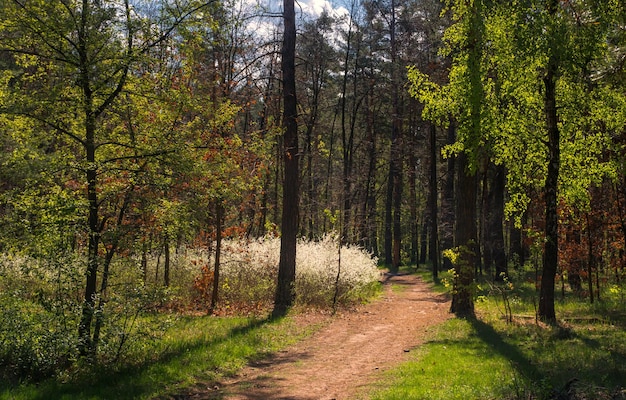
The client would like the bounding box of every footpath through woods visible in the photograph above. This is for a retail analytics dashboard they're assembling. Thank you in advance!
[184,272,451,400]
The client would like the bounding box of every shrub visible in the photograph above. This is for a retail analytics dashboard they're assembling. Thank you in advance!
[0,253,170,383]
[186,235,381,311]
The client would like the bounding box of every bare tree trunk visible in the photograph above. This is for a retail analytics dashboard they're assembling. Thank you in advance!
[484,163,507,281]
[492,165,507,280]
[384,173,394,265]
[409,150,419,265]
[273,0,299,318]
[428,123,439,278]
[420,220,427,265]
[389,0,403,272]
[164,233,170,287]
[508,219,523,269]
[210,200,223,314]
[365,93,379,255]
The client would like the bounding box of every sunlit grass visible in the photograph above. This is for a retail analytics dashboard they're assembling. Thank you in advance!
[0,312,325,400]
[371,266,626,400]
[370,319,527,400]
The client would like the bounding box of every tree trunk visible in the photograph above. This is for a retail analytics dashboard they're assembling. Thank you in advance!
[409,150,419,265]
[164,234,170,287]
[210,200,223,314]
[450,0,482,317]
[586,213,594,304]
[486,163,507,281]
[392,157,403,270]
[450,152,477,317]
[340,11,356,243]
[538,0,560,322]
[79,112,99,357]
[420,220,428,265]
[92,188,131,352]
[508,219,523,269]
[441,122,456,271]
[538,25,560,323]
[141,239,148,283]
[390,0,402,272]
[428,123,439,278]
[384,172,394,265]
[361,86,378,255]
[273,0,299,318]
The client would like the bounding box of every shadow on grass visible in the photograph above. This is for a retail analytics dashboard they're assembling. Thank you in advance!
[14,316,275,400]
[467,317,626,395]
[468,318,541,382]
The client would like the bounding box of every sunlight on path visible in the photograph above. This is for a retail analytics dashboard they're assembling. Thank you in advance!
[218,273,451,400]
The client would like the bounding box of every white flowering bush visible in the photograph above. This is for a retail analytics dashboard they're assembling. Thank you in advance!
[180,234,381,310]
[294,235,381,306]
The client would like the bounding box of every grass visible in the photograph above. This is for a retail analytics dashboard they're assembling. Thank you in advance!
[369,319,523,400]
[370,267,626,400]
[4,256,624,399]
[0,236,381,396]
[0,312,326,400]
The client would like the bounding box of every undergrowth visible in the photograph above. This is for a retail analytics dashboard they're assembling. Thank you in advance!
[0,235,380,392]
[0,312,321,399]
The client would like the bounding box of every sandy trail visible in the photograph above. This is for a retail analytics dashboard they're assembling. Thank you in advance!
[203,273,452,400]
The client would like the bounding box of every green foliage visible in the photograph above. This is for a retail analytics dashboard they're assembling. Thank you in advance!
[0,253,174,383]
[409,0,626,222]
[0,293,78,383]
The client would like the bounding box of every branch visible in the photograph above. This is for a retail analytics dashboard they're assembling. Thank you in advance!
[2,108,86,146]
[101,149,178,165]
[9,0,80,60]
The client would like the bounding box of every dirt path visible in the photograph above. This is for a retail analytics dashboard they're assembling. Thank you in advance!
[193,273,451,400]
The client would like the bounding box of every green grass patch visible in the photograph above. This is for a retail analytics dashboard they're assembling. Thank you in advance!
[371,281,626,400]
[0,312,324,400]
[413,267,453,294]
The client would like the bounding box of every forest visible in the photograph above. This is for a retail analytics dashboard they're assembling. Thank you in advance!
[0,0,625,398]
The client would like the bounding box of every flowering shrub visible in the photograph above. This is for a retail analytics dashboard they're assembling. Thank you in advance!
[186,235,381,310]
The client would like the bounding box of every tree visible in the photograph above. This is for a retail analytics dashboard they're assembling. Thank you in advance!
[444,0,485,317]
[0,0,211,356]
[538,0,561,322]
[487,0,624,322]
[428,123,439,278]
[273,0,299,317]
[410,0,625,321]
[298,11,338,240]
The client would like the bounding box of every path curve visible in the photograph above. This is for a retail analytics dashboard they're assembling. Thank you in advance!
[171,273,451,399]
[209,273,451,400]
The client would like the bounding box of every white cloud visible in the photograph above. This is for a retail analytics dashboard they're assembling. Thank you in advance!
[303,0,350,20]
[260,0,348,20]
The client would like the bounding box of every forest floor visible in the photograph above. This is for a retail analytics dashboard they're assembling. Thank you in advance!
[173,272,451,400]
